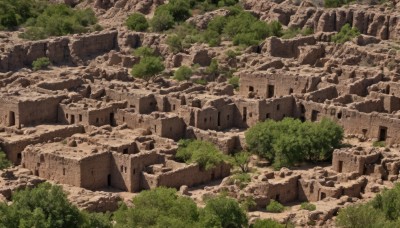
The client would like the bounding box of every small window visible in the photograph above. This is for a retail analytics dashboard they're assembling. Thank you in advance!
[66,113,69,118]
[227,115,230,120]
[266,113,270,119]
[79,115,82,122]
[120,165,123,172]
[123,148,128,154]
[96,118,99,123]
[173,105,176,110]
[249,86,254,92]
[63,168,66,175]
[337,112,342,119]
[133,169,136,175]
[204,118,207,123]
[277,104,280,111]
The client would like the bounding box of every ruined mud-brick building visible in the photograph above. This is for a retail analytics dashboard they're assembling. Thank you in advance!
[0,4,400,197]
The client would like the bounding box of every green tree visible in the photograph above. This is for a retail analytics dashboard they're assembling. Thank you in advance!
[0,183,110,228]
[114,187,199,227]
[245,118,343,169]
[150,9,174,32]
[0,149,11,170]
[131,56,165,81]
[200,195,248,228]
[336,204,389,228]
[175,140,229,170]
[126,13,148,31]
[233,151,250,172]
[174,65,193,81]
[332,24,360,44]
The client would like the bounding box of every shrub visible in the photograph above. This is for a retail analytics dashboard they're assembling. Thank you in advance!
[166,35,183,53]
[240,196,257,211]
[225,49,238,59]
[126,13,148,31]
[175,140,228,170]
[32,57,51,71]
[332,24,360,44]
[0,149,11,170]
[131,56,165,81]
[245,118,343,169]
[228,76,239,89]
[233,151,250,172]
[0,183,111,227]
[252,219,284,228]
[20,4,98,40]
[174,65,193,81]
[266,200,285,213]
[336,204,389,228]
[300,202,316,211]
[201,195,248,228]
[229,173,251,189]
[133,47,157,57]
[373,141,386,148]
[206,58,219,76]
[194,79,207,85]
[150,9,174,32]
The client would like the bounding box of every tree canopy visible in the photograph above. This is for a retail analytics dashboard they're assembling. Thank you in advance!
[245,118,343,169]
[0,183,111,228]
[131,47,165,81]
[175,139,229,170]
[126,13,148,32]
[114,187,248,228]
[332,24,360,44]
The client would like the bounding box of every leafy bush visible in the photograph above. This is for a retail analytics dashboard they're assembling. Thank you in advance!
[240,196,257,211]
[252,219,285,228]
[206,58,220,76]
[32,57,50,71]
[126,13,148,31]
[174,65,193,81]
[225,49,239,59]
[245,118,343,169]
[373,141,386,148]
[166,35,183,53]
[0,0,48,30]
[332,24,360,44]
[324,0,355,8]
[0,183,111,227]
[266,200,285,213]
[175,140,228,170]
[281,27,314,39]
[229,173,251,189]
[228,76,240,89]
[300,202,316,211]
[20,4,98,40]
[133,47,157,57]
[201,195,248,228]
[131,56,165,81]
[233,151,250,172]
[0,149,11,170]
[194,79,208,85]
[150,9,175,32]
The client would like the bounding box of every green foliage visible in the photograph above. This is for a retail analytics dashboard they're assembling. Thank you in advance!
[131,56,165,81]
[252,219,285,228]
[201,195,248,228]
[373,141,386,148]
[176,139,229,170]
[239,196,257,211]
[336,184,400,227]
[228,76,240,89]
[281,27,314,39]
[324,0,355,8]
[174,65,193,81]
[233,151,250,172]
[225,49,239,59]
[0,0,48,30]
[114,187,199,228]
[20,4,98,40]
[0,183,110,228]
[194,79,208,85]
[0,149,11,170]
[332,24,360,44]
[245,118,344,169]
[229,173,251,189]
[206,58,220,76]
[300,202,316,211]
[133,46,157,57]
[266,200,285,213]
[166,35,183,54]
[126,13,148,31]
[32,57,50,71]
[150,9,175,32]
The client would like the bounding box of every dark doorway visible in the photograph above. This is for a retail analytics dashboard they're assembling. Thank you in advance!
[249,86,254,92]
[107,174,111,186]
[311,110,319,122]
[289,88,293,94]
[70,115,75,124]
[275,194,280,201]
[320,192,326,200]
[123,148,128,154]
[242,107,247,122]
[110,113,115,126]
[217,112,221,127]
[379,126,387,141]
[338,161,343,173]
[9,111,15,126]
[267,85,275,98]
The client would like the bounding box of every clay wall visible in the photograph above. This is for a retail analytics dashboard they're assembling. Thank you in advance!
[18,96,65,127]
[0,125,84,164]
[0,99,19,127]
[105,89,157,114]
[262,36,317,58]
